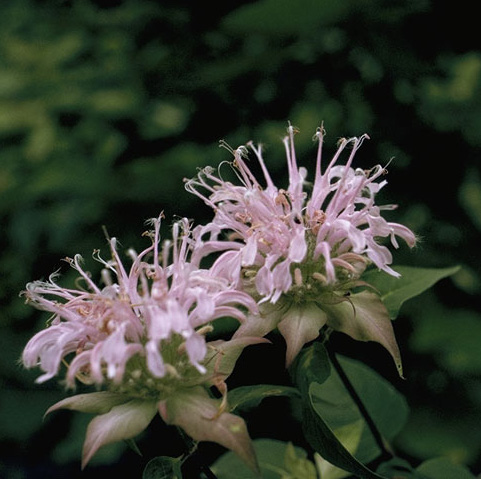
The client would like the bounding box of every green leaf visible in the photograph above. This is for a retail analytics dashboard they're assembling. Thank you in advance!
[82,399,158,469]
[416,457,476,479]
[362,265,460,319]
[294,346,408,479]
[211,438,312,479]
[291,342,331,396]
[396,408,481,465]
[302,387,387,479]
[143,456,183,479]
[284,442,317,479]
[227,385,300,412]
[221,0,350,36]
[310,355,409,466]
[314,420,364,479]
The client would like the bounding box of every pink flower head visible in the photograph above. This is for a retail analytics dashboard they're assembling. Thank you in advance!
[186,124,416,371]
[22,214,258,389]
[22,214,264,470]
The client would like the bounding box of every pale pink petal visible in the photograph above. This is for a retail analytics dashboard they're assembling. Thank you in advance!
[145,339,166,377]
[82,399,157,468]
[278,303,329,366]
[185,333,207,373]
[323,291,403,376]
[288,227,307,263]
[255,264,274,298]
[45,391,130,416]
[204,336,270,383]
[159,386,258,472]
[242,235,258,266]
[271,259,293,303]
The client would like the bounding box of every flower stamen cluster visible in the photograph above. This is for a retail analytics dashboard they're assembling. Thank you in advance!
[186,124,416,369]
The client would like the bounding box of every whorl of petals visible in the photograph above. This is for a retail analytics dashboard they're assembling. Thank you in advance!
[185,124,416,303]
[21,215,257,388]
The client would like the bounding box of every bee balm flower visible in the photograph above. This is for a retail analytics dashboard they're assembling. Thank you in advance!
[185,125,416,372]
[21,215,262,470]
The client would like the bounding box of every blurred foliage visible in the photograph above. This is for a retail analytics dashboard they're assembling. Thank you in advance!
[1,0,480,477]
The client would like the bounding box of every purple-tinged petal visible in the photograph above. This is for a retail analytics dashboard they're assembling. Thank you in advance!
[278,303,329,367]
[45,391,130,416]
[82,399,157,468]
[323,291,403,376]
[185,332,207,373]
[242,235,258,266]
[145,339,166,377]
[271,259,293,303]
[204,336,270,383]
[232,304,282,340]
[159,387,258,473]
[288,227,307,262]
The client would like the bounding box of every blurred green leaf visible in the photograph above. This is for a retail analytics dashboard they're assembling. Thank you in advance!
[415,457,476,479]
[418,52,481,146]
[222,0,350,35]
[362,265,460,319]
[212,438,312,479]
[410,308,481,375]
[375,457,420,479]
[396,407,481,465]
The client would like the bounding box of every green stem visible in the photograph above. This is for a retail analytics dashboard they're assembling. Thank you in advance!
[327,347,393,461]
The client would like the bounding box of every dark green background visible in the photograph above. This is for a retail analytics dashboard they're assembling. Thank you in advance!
[1,1,480,477]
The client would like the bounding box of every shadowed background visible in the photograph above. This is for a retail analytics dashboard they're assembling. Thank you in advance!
[1,1,480,477]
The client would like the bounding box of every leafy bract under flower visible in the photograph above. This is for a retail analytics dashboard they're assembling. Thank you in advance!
[44,336,266,470]
[185,125,416,371]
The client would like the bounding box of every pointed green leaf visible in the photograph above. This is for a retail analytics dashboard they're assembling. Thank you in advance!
[362,265,460,319]
[227,384,300,413]
[125,438,143,457]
